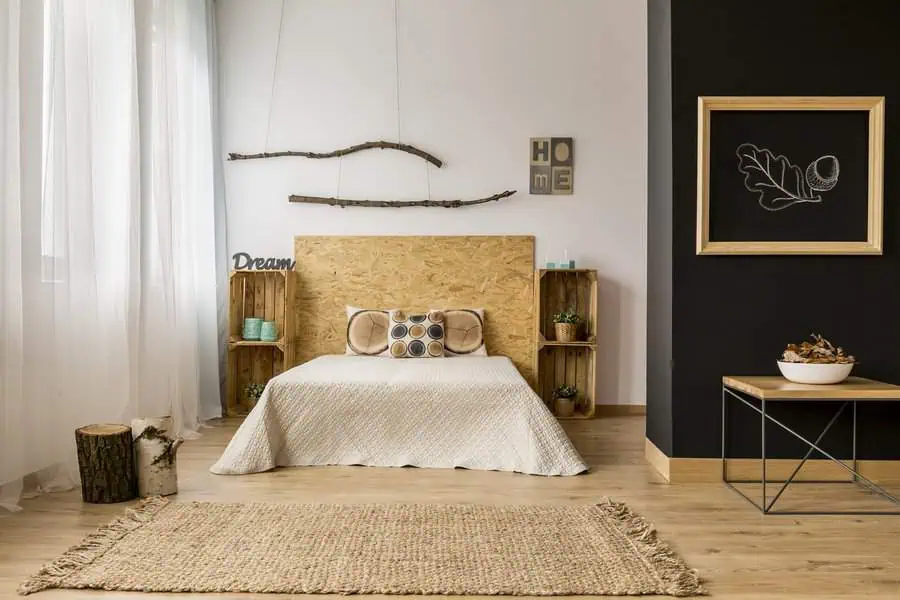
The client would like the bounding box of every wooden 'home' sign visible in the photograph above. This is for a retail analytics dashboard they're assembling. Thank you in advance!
[530,137,573,195]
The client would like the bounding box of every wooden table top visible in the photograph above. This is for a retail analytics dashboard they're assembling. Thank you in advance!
[722,376,900,400]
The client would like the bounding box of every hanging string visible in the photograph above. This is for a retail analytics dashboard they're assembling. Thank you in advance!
[395,0,427,200]
[336,156,344,199]
[264,0,287,151]
[393,0,402,143]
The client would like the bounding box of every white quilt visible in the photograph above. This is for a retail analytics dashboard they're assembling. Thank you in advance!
[211,355,587,476]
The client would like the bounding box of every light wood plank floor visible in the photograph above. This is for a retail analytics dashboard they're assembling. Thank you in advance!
[1,416,899,599]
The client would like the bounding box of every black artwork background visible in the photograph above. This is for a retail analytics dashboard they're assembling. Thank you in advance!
[666,0,900,459]
[709,110,870,242]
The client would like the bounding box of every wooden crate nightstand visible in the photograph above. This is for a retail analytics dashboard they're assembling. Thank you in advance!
[533,269,598,419]
[226,270,296,416]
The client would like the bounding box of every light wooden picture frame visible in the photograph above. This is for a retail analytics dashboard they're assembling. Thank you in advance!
[696,96,885,255]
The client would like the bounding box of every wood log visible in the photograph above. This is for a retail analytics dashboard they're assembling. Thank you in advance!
[131,417,183,497]
[75,424,137,503]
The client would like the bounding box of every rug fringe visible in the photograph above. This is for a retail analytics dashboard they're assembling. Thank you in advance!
[597,498,707,597]
[17,495,169,596]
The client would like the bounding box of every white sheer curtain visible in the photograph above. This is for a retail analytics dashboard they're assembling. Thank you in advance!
[0,0,223,511]
[1,0,30,510]
[139,0,222,430]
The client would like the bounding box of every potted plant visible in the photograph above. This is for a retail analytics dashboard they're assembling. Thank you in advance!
[553,385,577,417]
[552,309,582,343]
[245,382,266,408]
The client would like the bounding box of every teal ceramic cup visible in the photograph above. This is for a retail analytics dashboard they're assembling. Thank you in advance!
[260,320,278,342]
[242,317,263,340]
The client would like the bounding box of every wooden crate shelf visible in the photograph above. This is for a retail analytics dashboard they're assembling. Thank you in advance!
[226,270,296,417]
[535,269,598,344]
[227,337,287,350]
[533,269,598,419]
[537,345,596,418]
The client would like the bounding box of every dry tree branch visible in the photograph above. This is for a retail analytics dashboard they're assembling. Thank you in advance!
[288,190,517,208]
[228,140,443,168]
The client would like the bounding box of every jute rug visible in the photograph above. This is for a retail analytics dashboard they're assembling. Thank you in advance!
[19,497,704,597]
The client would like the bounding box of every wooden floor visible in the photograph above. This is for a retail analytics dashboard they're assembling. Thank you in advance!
[1,416,899,599]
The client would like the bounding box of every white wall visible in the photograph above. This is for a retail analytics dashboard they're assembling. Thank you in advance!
[217,0,648,405]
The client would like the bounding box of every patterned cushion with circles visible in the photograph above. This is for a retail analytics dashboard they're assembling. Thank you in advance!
[345,306,394,356]
[388,310,446,358]
[439,308,488,356]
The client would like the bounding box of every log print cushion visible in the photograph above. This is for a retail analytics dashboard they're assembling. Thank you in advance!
[441,308,488,356]
[345,306,393,356]
[388,310,445,358]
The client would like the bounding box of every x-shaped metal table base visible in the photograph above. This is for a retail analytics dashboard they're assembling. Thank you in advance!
[722,385,900,515]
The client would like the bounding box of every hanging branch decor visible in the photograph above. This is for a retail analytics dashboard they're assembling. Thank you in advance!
[288,190,517,209]
[230,139,515,208]
[228,140,443,168]
[236,5,518,210]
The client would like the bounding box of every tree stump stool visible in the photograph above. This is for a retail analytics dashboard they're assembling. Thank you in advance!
[131,417,183,497]
[75,424,137,503]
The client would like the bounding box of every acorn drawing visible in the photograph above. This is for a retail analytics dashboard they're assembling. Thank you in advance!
[805,155,840,192]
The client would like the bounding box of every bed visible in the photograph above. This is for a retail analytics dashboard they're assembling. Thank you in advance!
[210,355,587,476]
[213,235,588,477]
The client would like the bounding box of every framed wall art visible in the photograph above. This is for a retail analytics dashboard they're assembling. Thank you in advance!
[696,96,885,255]
[530,137,573,195]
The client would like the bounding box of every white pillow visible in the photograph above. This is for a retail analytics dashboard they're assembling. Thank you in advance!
[438,308,488,356]
[345,306,393,356]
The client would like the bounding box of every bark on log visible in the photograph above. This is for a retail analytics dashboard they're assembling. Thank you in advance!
[288,189,517,208]
[132,417,183,497]
[75,424,137,504]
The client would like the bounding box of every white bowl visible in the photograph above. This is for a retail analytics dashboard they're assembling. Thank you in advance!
[777,361,854,385]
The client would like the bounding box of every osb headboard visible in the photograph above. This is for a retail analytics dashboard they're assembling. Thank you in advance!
[292,235,536,386]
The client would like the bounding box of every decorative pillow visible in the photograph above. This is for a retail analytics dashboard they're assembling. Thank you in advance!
[440,308,488,356]
[388,310,445,358]
[345,306,393,356]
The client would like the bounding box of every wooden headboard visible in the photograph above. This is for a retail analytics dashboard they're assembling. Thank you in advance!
[292,235,536,386]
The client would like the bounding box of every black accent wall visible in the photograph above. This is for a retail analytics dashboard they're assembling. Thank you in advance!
[653,0,900,459]
[646,0,673,456]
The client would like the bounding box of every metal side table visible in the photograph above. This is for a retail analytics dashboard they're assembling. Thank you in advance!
[722,375,900,516]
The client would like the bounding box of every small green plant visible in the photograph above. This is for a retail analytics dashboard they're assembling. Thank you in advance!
[245,382,266,405]
[553,385,577,399]
[552,309,582,325]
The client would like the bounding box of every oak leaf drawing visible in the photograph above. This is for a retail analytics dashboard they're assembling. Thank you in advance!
[735,143,835,212]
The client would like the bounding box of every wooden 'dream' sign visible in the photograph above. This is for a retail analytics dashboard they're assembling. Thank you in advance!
[232,252,296,270]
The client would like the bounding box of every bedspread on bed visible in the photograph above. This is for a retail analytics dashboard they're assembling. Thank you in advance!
[210,355,588,476]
